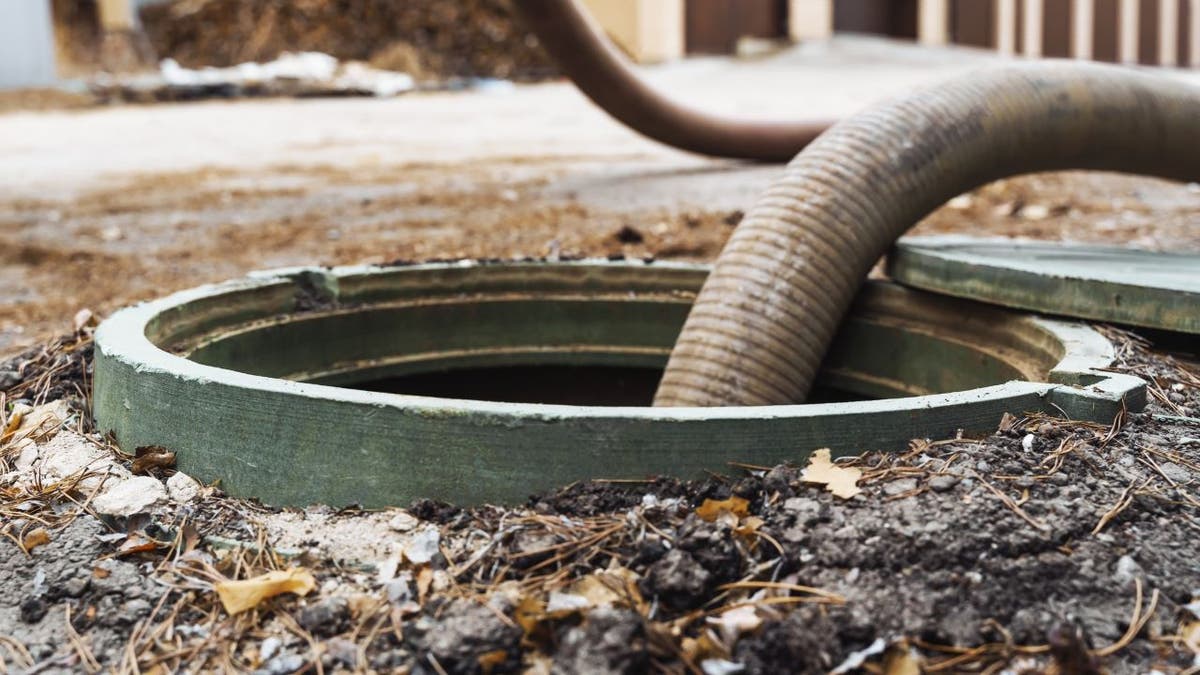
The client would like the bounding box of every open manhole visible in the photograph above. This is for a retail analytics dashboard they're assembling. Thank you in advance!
[93,261,1144,506]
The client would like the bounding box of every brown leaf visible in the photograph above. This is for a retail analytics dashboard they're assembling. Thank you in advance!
[1182,621,1200,653]
[800,449,862,499]
[23,527,51,552]
[514,594,549,645]
[569,575,618,604]
[882,644,922,675]
[131,446,176,474]
[116,534,161,557]
[416,566,433,606]
[477,649,508,674]
[696,496,750,522]
[215,567,316,615]
[734,516,765,541]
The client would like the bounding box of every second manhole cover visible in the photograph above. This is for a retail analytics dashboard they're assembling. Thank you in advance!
[889,236,1200,334]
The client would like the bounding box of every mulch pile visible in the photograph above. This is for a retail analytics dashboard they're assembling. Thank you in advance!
[137,0,558,81]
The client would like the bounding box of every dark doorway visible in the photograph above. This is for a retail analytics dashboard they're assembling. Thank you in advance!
[685,0,788,54]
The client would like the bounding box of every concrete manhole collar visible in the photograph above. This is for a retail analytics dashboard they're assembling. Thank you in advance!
[93,260,1145,506]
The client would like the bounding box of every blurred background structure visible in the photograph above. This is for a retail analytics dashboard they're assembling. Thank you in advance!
[4,0,1199,94]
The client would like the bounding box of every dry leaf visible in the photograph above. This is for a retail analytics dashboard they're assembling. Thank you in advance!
[215,567,316,615]
[131,445,176,474]
[1183,621,1200,652]
[514,595,545,636]
[416,566,434,606]
[477,649,507,674]
[567,573,626,609]
[801,449,862,499]
[707,604,762,646]
[1,406,25,441]
[116,534,161,557]
[696,496,750,522]
[734,516,764,542]
[23,527,51,552]
[681,631,723,663]
[883,645,922,675]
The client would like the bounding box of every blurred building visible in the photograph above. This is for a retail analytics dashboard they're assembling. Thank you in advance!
[0,2,57,89]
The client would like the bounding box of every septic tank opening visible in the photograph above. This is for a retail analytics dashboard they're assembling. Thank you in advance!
[348,365,868,406]
[93,260,1145,506]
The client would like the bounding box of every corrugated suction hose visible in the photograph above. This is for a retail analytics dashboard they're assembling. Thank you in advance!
[655,63,1200,407]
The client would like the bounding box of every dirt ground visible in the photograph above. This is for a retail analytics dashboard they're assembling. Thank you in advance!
[2,158,1199,356]
[0,322,1198,674]
[3,36,1198,354]
[2,37,1200,674]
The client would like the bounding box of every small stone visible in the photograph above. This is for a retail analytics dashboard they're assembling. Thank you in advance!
[554,608,648,675]
[297,597,350,637]
[1020,203,1051,220]
[123,598,152,616]
[1022,434,1036,453]
[62,575,90,597]
[947,194,973,210]
[14,441,39,471]
[92,476,167,517]
[166,472,203,503]
[19,596,48,623]
[36,431,131,491]
[387,511,418,532]
[0,369,19,389]
[403,525,441,564]
[259,637,282,662]
[781,497,822,526]
[882,478,918,496]
[323,637,358,668]
[258,654,305,675]
[1113,555,1143,588]
[640,549,711,611]
[1158,462,1192,484]
[929,475,959,493]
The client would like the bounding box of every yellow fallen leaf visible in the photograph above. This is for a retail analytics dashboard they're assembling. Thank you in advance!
[801,449,862,499]
[1,407,25,442]
[23,527,51,552]
[696,496,750,522]
[1183,621,1200,652]
[513,595,545,636]
[883,644,922,675]
[215,568,316,615]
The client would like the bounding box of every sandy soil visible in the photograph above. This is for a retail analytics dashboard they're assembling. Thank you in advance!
[2,38,1199,354]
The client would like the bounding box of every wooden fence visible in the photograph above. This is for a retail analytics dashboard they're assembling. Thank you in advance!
[790,0,1200,66]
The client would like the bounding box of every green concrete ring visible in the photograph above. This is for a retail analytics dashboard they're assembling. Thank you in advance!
[93,261,1145,507]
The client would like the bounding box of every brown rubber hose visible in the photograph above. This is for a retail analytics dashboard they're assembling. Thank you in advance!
[654,62,1200,407]
[511,0,832,161]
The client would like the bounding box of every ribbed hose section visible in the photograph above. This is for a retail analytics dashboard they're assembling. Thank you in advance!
[655,63,1200,407]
